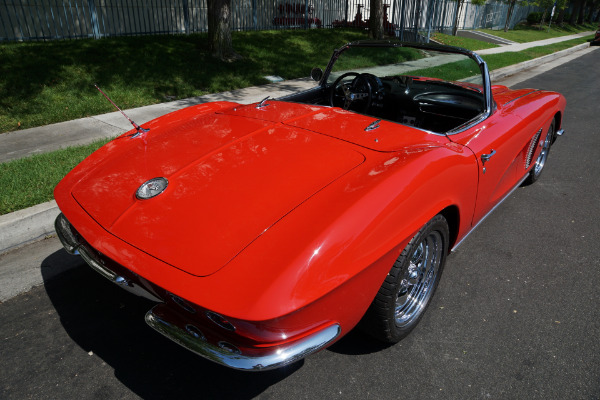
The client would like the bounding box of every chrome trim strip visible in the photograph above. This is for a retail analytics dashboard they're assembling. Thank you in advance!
[502,90,540,106]
[525,128,543,169]
[54,213,80,254]
[364,119,381,131]
[444,59,493,136]
[78,245,117,280]
[54,213,161,302]
[145,306,341,371]
[451,173,529,252]
[79,245,162,302]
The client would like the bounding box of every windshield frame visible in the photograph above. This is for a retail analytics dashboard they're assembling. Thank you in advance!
[318,40,493,136]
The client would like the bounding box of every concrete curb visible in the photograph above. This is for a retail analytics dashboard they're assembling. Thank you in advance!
[488,43,591,81]
[0,42,593,254]
[0,200,59,254]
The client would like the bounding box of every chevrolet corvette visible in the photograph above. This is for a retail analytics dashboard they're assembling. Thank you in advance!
[54,40,565,371]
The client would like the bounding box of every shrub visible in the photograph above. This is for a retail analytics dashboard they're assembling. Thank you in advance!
[527,12,542,24]
[550,11,570,23]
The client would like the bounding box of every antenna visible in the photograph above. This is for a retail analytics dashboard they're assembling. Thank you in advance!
[94,84,149,138]
[256,96,270,108]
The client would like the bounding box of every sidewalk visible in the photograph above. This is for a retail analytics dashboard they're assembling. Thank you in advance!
[457,30,517,46]
[0,32,597,254]
[476,31,594,55]
[0,78,315,164]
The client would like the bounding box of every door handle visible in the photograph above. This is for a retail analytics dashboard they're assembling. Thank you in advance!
[481,149,496,165]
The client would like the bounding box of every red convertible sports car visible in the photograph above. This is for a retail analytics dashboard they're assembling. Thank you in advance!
[54,41,565,371]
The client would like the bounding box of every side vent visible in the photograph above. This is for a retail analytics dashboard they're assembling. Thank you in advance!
[525,129,543,169]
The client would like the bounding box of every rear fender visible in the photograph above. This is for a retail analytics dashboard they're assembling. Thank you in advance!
[204,143,478,322]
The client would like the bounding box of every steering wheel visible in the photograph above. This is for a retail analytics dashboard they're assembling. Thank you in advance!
[329,72,373,112]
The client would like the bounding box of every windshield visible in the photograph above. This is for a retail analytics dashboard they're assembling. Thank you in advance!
[322,43,487,134]
[328,45,484,91]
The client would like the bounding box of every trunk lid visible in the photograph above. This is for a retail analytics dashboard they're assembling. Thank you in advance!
[72,105,364,276]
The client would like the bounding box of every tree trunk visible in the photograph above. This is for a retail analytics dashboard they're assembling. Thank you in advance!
[556,7,566,25]
[569,0,581,24]
[208,0,241,61]
[586,0,598,21]
[369,0,384,39]
[577,0,587,24]
[452,0,464,36]
[504,0,516,32]
[539,8,548,28]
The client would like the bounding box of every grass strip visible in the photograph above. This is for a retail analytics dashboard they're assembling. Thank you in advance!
[0,33,594,215]
[431,33,500,50]
[478,22,597,43]
[411,36,593,82]
[482,36,593,70]
[0,139,109,215]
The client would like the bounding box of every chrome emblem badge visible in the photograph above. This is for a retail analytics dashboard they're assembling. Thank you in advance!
[136,177,168,200]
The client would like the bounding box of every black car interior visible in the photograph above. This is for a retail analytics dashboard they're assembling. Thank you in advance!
[280,72,485,134]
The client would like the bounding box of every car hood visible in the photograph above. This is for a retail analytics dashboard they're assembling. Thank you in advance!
[71,102,365,276]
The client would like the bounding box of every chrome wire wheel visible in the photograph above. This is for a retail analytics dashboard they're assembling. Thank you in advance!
[361,214,449,343]
[395,231,443,328]
[524,120,555,185]
[533,124,553,178]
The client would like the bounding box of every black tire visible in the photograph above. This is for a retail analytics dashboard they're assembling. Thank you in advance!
[362,214,449,343]
[524,120,554,185]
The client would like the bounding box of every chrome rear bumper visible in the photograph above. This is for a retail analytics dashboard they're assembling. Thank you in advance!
[146,305,341,371]
[56,213,341,371]
[55,213,161,302]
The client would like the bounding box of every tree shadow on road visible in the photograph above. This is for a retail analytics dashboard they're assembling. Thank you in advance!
[41,248,301,399]
[40,247,396,398]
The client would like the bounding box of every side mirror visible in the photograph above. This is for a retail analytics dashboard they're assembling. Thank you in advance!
[310,67,323,82]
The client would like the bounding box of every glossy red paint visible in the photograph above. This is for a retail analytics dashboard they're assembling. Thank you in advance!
[53,42,567,370]
[452,88,565,224]
[73,105,366,277]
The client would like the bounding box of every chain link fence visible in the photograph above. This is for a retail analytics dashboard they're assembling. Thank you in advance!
[1,0,538,42]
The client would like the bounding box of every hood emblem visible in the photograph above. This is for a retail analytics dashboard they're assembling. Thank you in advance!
[136,177,168,200]
[364,119,381,132]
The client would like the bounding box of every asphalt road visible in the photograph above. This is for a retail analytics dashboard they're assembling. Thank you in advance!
[1,50,599,400]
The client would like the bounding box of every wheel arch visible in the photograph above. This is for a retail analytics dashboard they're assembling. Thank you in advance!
[553,111,562,129]
[552,111,562,142]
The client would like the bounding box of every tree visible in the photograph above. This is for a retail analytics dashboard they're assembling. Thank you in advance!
[585,0,598,20]
[501,0,528,31]
[577,0,587,23]
[569,0,582,24]
[451,0,487,36]
[369,0,385,39]
[591,0,600,21]
[552,0,569,26]
[451,0,465,36]
[556,6,566,25]
[207,0,242,61]
[529,0,557,28]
